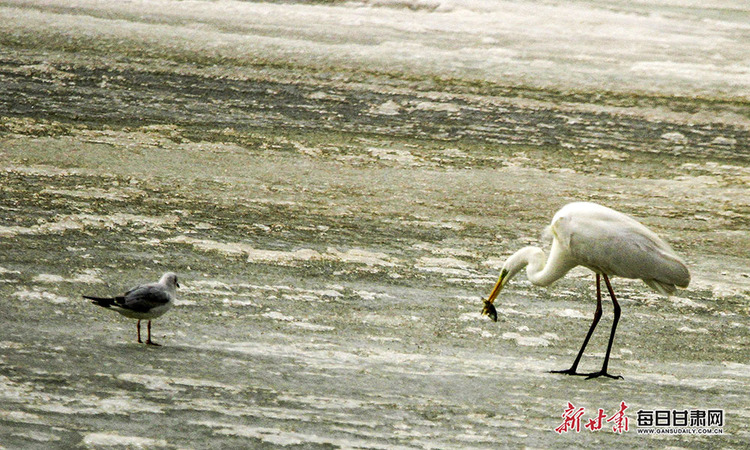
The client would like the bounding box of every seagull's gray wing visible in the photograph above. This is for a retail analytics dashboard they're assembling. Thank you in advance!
[116,284,171,313]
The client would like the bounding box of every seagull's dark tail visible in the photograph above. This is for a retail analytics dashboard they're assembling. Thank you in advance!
[83,295,116,308]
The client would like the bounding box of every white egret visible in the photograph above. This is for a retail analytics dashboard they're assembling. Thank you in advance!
[84,272,180,346]
[481,202,690,379]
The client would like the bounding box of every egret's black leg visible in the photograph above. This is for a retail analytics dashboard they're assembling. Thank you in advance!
[137,319,143,343]
[585,274,623,380]
[145,320,161,346]
[551,274,603,376]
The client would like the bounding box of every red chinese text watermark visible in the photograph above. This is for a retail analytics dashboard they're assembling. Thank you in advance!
[555,401,629,434]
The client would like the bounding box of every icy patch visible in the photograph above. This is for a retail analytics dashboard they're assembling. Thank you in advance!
[464,326,494,338]
[245,247,320,265]
[369,336,402,342]
[369,100,401,116]
[0,409,45,425]
[10,430,61,443]
[660,131,688,144]
[116,373,181,392]
[168,236,322,263]
[446,276,491,285]
[629,372,739,391]
[168,237,399,267]
[94,396,166,415]
[115,373,240,393]
[306,90,346,102]
[11,288,69,304]
[187,281,341,305]
[276,394,365,410]
[32,274,67,283]
[400,219,464,230]
[314,289,344,298]
[711,136,737,146]
[169,377,242,392]
[262,311,296,322]
[417,256,470,269]
[194,421,398,448]
[174,299,198,307]
[461,304,536,320]
[677,325,709,334]
[188,279,233,290]
[0,213,179,237]
[181,279,238,297]
[412,100,459,113]
[291,322,336,332]
[222,298,261,307]
[502,332,557,347]
[722,362,750,378]
[441,147,469,158]
[0,375,33,403]
[354,291,395,301]
[594,149,627,161]
[32,269,103,284]
[325,247,399,267]
[281,292,320,302]
[496,306,539,318]
[413,243,477,258]
[417,266,473,277]
[81,432,168,448]
[368,147,417,165]
[555,308,588,319]
[670,296,708,309]
[33,393,165,416]
[41,186,144,201]
[282,288,343,303]
[482,258,505,270]
[415,256,474,277]
[459,312,483,322]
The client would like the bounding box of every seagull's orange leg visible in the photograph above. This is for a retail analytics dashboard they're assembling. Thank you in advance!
[146,320,161,346]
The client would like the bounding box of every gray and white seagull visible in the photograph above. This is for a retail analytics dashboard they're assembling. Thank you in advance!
[84,272,179,346]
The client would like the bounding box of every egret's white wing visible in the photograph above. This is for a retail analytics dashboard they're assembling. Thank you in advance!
[553,203,689,291]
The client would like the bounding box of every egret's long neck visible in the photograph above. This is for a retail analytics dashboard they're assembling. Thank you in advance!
[505,247,547,286]
[487,244,574,303]
[518,242,579,287]
[502,241,575,286]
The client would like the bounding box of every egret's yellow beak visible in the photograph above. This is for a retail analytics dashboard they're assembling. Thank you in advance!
[481,269,507,322]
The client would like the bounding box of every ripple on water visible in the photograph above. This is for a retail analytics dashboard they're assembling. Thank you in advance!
[81,433,169,448]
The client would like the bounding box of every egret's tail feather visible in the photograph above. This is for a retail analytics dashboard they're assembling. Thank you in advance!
[83,295,115,308]
[643,279,677,296]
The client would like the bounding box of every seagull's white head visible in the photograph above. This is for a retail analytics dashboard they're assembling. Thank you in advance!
[160,272,180,289]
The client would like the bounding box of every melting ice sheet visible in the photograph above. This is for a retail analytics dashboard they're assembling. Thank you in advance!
[3,0,749,98]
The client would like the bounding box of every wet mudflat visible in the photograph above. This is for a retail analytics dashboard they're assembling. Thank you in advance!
[1,0,749,448]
